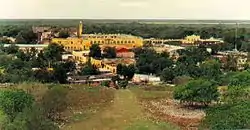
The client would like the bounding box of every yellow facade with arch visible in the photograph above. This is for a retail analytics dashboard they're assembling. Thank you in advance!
[51,21,143,52]
[83,34,143,49]
[51,38,91,52]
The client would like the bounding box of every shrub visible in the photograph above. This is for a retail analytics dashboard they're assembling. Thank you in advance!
[201,101,250,130]
[101,81,110,87]
[118,80,128,89]
[173,75,192,85]
[0,90,34,120]
[2,105,58,130]
[41,85,68,121]
[174,79,219,106]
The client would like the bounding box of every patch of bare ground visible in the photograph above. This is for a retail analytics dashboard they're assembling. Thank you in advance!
[140,99,205,130]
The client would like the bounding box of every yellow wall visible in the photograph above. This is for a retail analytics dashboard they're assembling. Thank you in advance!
[83,34,143,49]
[51,38,91,52]
[52,34,143,52]
[72,51,88,63]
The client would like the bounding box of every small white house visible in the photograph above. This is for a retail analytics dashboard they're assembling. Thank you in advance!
[132,74,161,83]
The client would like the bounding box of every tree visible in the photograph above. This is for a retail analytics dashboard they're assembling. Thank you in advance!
[16,50,29,61]
[174,79,219,106]
[116,64,135,80]
[0,90,34,121]
[58,61,76,75]
[102,47,116,58]
[224,54,238,71]
[53,63,68,84]
[160,67,175,82]
[15,29,37,44]
[32,69,55,83]
[79,60,99,76]
[89,43,101,58]
[3,44,19,54]
[201,101,250,130]
[43,43,64,64]
[135,48,173,75]
[200,59,222,80]
[229,71,250,87]
[3,58,33,83]
[15,32,27,44]
[58,30,70,38]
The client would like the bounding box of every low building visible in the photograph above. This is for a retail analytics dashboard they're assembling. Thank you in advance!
[215,51,248,70]
[132,74,161,83]
[3,44,48,52]
[116,47,135,58]
[62,54,74,61]
[68,73,115,85]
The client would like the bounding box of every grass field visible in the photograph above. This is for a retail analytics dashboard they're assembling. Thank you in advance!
[3,83,204,130]
[64,88,179,130]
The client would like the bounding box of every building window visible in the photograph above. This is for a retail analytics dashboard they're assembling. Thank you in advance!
[117,41,120,44]
[121,41,123,44]
[124,41,127,44]
[128,41,131,43]
[113,41,116,44]
[132,41,135,43]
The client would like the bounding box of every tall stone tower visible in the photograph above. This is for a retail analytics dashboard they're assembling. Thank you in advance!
[78,21,83,38]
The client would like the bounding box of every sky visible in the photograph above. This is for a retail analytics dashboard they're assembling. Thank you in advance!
[0,0,250,19]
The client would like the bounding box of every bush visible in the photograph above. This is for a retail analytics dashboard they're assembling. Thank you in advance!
[174,79,219,106]
[0,90,34,120]
[222,86,250,104]
[2,105,58,130]
[118,80,128,89]
[41,85,68,121]
[201,101,250,130]
[101,81,110,87]
[229,71,250,87]
[173,76,192,85]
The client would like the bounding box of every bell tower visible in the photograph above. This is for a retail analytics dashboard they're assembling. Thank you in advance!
[78,21,83,38]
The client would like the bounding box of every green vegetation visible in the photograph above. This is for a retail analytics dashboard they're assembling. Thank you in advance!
[125,120,179,130]
[174,79,219,106]
[1,20,250,129]
[89,43,102,58]
[0,43,74,83]
[134,48,172,75]
[201,101,250,130]
[102,46,117,58]
[0,90,34,120]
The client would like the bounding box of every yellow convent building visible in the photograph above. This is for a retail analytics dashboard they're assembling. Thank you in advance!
[51,21,143,52]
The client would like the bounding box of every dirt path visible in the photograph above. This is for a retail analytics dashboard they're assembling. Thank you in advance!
[64,89,143,130]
